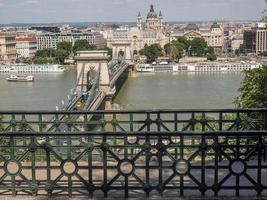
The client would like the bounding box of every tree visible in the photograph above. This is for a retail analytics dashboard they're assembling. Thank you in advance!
[73,40,97,54]
[141,43,163,63]
[56,49,69,64]
[206,47,216,61]
[164,43,171,55]
[35,48,57,58]
[207,47,215,54]
[32,57,56,64]
[207,53,217,61]
[234,49,240,56]
[175,36,190,52]
[170,40,184,62]
[139,44,146,55]
[235,65,267,108]
[57,41,72,55]
[190,37,208,56]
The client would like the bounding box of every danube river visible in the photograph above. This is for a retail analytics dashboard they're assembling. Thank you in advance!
[0,70,243,110]
[114,72,243,110]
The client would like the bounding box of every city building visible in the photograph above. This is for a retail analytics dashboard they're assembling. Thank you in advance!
[243,30,256,53]
[171,22,224,54]
[256,23,267,54]
[231,34,243,52]
[0,33,17,63]
[37,32,106,50]
[29,26,61,33]
[106,4,167,61]
[223,23,244,53]
[16,35,37,58]
[243,23,267,54]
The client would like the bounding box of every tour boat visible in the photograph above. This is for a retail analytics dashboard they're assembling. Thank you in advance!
[0,64,65,73]
[136,62,261,73]
[6,75,34,82]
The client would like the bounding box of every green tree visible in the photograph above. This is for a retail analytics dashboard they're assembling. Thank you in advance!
[164,43,171,55]
[35,48,57,58]
[56,49,69,64]
[170,40,184,62]
[175,36,190,52]
[190,37,208,56]
[141,43,163,63]
[32,57,56,64]
[207,47,215,54]
[57,41,72,55]
[73,40,97,54]
[139,44,146,55]
[235,65,267,108]
[234,49,240,56]
[207,53,217,61]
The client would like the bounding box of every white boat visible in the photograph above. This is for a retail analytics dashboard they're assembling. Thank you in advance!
[136,64,154,72]
[6,75,34,82]
[136,62,262,73]
[0,64,65,73]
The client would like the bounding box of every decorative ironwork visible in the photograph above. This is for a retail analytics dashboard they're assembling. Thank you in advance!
[0,109,266,198]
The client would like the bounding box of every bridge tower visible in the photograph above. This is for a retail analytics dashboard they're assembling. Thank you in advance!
[75,51,111,94]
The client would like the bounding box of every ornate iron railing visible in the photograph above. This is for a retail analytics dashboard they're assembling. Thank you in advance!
[0,109,266,198]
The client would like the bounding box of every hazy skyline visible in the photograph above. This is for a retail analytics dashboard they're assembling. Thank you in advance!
[0,0,266,24]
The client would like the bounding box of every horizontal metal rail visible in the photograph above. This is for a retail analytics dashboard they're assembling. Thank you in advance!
[0,108,267,114]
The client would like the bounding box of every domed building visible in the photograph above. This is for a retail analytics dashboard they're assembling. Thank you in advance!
[106,5,167,61]
[137,4,163,31]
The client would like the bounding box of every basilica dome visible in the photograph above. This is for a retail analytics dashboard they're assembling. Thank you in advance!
[147,5,158,19]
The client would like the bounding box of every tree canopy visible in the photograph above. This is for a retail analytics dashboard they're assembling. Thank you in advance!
[170,40,184,62]
[175,36,190,52]
[190,37,208,56]
[236,65,267,108]
[35,48,57,58]
[140,43,163,63]
[73,40,97,54]
[164,43,171,55]
[57,41,72,55]
[206,47,217,61]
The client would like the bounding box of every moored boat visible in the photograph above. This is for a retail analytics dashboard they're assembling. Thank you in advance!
[0,64,65,73]
[6,75,34,82]
[136,62,262,73]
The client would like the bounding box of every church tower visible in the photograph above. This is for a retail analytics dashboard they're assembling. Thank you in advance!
[159,11,163,30]
[137,11,142,30]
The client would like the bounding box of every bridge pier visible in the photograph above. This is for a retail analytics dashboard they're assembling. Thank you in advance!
[74,51,131,111]
[75,51,113,94]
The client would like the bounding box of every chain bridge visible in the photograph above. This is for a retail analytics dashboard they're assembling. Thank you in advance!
[61,50,132,113]
[0,52,267,199]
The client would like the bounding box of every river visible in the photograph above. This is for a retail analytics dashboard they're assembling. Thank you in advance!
[114,72,243,110]
[0,71,243,110]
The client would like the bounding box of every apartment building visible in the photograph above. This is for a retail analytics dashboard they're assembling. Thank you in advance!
[0,33,17,63]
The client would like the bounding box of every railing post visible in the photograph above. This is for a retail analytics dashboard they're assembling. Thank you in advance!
[264,111,267,130]
[263,111,267,161]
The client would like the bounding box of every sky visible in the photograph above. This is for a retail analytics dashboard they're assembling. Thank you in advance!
[0,0,266,24]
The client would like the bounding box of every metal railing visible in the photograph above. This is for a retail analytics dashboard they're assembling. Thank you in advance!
[0,109,266,198]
